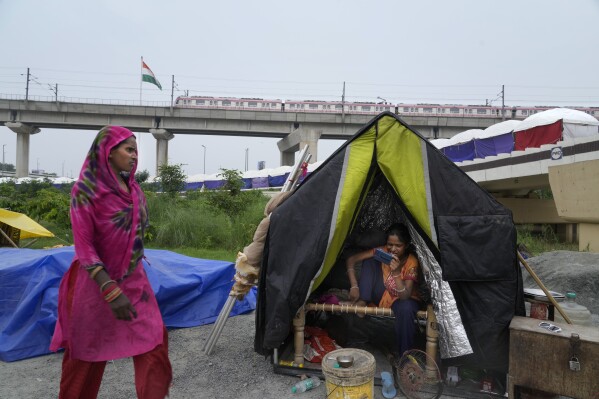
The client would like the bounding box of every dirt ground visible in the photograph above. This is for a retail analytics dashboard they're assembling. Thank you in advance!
[1,250,597,399]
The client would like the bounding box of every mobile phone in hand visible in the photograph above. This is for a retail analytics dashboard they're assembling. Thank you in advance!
[373,248,393,264]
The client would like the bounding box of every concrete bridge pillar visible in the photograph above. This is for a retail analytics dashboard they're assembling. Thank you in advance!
[150,129,174,175]
[5,122,41,178]
[277,127,321,166]
[549,159,599,253]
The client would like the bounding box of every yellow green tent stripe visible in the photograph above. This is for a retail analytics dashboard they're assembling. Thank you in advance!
[310,125,376,292]
[376,116,432,240]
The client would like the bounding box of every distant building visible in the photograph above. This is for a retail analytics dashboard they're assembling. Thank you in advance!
[257,161,265,170]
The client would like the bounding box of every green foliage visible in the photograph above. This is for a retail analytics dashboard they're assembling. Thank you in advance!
[145,190,268,251]
[530,188,553,200]
[205,168,257,217]
[0,179,59,214]
[135,169,150,184]
[26,188,71,229]
[0,181,20,211]
[0,162,16,172]
[517,224,577,256]
[157,164,186,196]
[218,168,244,195]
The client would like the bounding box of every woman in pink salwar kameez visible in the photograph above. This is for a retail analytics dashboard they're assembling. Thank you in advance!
[51,126,172,399]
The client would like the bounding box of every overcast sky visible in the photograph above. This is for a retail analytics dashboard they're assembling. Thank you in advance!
[1,0,598,177]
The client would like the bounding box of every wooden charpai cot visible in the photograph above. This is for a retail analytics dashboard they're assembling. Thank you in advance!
[292,302,440,371]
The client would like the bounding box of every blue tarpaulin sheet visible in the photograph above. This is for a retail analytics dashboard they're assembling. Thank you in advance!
[0,247,256,362]
[473,133,514,158]
[442,141,476,162]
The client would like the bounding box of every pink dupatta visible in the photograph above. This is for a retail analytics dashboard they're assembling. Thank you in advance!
[50,126,164,361]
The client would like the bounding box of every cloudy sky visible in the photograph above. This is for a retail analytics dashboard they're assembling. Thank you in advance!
[1,0,598,177]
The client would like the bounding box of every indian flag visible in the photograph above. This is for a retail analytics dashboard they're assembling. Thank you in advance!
[141,60,162,90]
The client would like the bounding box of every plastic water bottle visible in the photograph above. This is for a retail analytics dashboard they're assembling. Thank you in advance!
[291,377,321,393]
[554,291,592,326]
[381,371,397,398]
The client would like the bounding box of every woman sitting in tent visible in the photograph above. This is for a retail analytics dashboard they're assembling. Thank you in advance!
[345,223,421,357]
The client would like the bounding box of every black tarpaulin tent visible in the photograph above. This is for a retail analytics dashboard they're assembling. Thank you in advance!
[254,112,525,372]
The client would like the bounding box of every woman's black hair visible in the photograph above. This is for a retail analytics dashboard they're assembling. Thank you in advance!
[386,223,412,247]
[387,223,412,244]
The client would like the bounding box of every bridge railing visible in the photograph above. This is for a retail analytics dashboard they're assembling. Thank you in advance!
[0,93,171,107]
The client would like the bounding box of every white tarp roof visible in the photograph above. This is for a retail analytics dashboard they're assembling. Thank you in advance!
[430,138,451,149]
[447,129,484,145]
[478,120,521,139]
[52,177,76,184]
[268,165,292,176]
[187,173,208,182]
[514,108,599,133]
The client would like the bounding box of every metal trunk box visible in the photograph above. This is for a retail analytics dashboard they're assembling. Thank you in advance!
[508,316,599,399]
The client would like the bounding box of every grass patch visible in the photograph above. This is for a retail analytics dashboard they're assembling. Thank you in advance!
[516,225,578,256]
[19,221,73,249]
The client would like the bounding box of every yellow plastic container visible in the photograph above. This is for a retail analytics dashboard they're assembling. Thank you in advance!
[321,348,376,399]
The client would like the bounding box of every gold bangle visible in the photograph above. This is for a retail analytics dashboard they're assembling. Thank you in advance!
[100,280,117,291]
[89,265,104,280]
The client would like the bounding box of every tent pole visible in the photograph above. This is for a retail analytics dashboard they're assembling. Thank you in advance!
[203,294,237,355]
[203,147,312,355]
[0,227,19,248]
[517,251,572,324]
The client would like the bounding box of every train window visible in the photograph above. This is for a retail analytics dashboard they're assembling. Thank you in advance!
[521,110,528,115]
[222,100,231,106]
[195,100,204,105]
[423,107,432,113]
[309,104,318,109]
[403,107,410,112]
[362,106,370,111]
[249,102,257,107]
[450,108,459,113]
[335,105,343,110]
[477,109,487,114]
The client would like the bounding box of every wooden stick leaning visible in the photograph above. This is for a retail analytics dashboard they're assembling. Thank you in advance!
[517,251,573,324]
[0,227,19,248]
[203,146,311,355]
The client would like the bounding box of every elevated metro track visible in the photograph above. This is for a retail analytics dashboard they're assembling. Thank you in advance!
[0,99,501,140]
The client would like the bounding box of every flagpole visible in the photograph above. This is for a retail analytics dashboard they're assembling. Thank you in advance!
[140,56,143,105]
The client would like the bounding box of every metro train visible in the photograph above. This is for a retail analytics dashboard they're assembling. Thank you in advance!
[174,95,599,120]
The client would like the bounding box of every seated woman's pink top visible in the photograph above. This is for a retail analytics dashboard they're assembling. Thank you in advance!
[50,126,164,362]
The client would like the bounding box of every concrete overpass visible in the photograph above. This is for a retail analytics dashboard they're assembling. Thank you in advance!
[457,136,599,252]
[0,98,502,176]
